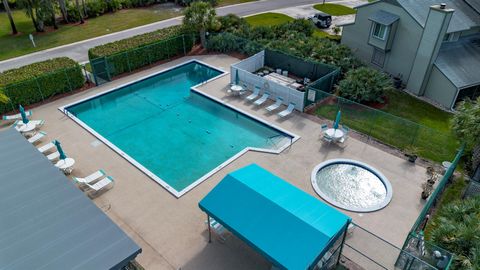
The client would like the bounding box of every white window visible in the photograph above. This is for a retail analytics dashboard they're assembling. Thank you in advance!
[372,23,387,40]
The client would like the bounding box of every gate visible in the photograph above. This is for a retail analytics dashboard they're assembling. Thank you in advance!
[90,57,111,85]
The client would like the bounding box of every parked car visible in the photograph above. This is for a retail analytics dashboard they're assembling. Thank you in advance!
[309,12,332,28]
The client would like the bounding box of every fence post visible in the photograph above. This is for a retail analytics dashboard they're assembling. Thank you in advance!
[35,78,45,100]
[63,69,73,92]
[126,51,132,73]
[182,35,186,56]
[6,86,15,112]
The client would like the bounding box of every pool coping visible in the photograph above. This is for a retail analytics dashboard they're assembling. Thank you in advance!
[58,59,300,198]
[310,158,393,213]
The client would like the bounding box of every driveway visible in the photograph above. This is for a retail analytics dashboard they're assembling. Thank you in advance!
[271,0,366,34]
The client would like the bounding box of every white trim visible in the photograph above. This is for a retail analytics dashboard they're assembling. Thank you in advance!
[59,59,299,198]
[310,158,393,213]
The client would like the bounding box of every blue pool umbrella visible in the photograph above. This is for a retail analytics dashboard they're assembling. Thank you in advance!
[333,110,341,130]
[54,140,67,160]
[235,69,239,85]
[19,105,29,124]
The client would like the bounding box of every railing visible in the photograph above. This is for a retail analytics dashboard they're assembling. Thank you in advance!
[305,86,459,163]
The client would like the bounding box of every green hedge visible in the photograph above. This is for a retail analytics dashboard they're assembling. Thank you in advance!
[88,25,196,77]
[0,57,84,114]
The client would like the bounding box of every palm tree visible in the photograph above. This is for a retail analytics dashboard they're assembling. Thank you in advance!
[57,0,68,23]
[183,1,218,48]
[430,196,480,269]
[2,0,18,35]
[75,0,84,24]
[452,97,480,174]
[18,0,41,32]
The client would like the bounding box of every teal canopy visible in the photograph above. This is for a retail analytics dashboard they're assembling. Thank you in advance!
[199,164,351,270]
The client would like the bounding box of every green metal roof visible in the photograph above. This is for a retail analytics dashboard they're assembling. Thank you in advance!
[199,164,351,270]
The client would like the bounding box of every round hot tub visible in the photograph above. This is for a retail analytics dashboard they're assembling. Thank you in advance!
[311,159,393,212]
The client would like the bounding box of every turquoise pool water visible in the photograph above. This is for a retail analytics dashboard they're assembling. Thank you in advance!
[66,61,292,195]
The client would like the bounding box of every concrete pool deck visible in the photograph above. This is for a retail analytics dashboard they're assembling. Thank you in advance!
[12,54,428,269]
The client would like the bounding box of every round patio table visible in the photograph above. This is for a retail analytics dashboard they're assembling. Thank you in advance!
[325,128,344,141]
[230,85,244,95]
[17,122,36,133]
[55,158,76,174]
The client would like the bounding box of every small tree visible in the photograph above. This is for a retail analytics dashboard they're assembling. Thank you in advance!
[452,97,480,173]
[183,1,218,48]
[338,67,393,103]
[2,0,18,34]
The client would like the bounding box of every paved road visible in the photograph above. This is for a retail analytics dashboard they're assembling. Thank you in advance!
[0,0,326,71]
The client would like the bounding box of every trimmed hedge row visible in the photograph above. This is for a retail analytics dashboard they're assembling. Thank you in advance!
[88,26,196,77]
[88,25,190,58]
[0,57,85,114]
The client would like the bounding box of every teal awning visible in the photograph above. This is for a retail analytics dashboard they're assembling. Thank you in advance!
[199,164,351,270]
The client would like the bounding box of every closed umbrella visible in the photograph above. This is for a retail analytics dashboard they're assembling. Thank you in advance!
[54,140,67,160]
[235,69,239,85]
[19,105,29,124]
[333,110,341,130]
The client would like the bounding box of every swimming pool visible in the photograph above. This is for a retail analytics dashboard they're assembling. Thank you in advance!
[311,159,392,212]
[61,60,297,197]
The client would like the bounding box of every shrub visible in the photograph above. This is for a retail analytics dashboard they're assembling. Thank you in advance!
[429,196,480,270]
[337,67,393,103]
[217,14,248,32]
[88,25,195,77]
[211,15,361,74]
[0,57,84,114]
[86,0,107,17]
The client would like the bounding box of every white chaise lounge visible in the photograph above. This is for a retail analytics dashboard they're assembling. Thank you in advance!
[278,103,295,118]
[73,170,107,185]
[27,131,47,144]
[2,110,32,121]
[246,86,260,101]
[266,97,283,112]
[85,176,114,196]
[37,141,55,154]
[47,151,60,161]
[254,92,270,106]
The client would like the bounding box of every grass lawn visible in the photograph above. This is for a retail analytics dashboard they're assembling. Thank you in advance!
[244,12,293,27]
[313,29,341,41]
[245,13,341,41]
[313,3,356,16]
[0,0,254,61]
[314,90,458,162]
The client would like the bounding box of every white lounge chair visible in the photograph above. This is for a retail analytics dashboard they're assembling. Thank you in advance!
[266,97,283,112]
[278,103,295,118]
[27,131,47,144]
[246,86,260,101]
[37,141,55,154]
[15,119,45,128]
[73,170,107,185]
[85,176,114,196]
[2,110,32,121]
[321,124,328,132]
[47,151,60,162]
[254,92,269,106]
